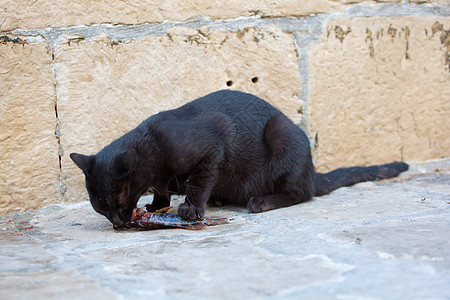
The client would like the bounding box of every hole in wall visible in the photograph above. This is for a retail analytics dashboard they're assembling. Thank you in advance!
[226,80,233,87]
[251,77,259,83]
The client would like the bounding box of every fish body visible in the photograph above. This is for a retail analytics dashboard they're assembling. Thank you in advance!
[114,208,227,230]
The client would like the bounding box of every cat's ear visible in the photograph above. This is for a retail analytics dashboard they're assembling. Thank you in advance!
[113,148,138,181]
[70,153,96,175]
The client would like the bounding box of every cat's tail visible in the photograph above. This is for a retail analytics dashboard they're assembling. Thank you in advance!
[313,161,409,197]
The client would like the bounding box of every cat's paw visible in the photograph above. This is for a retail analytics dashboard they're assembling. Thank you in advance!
[207,197,224,207]
[247,197,275,213]
[178,202,205,221]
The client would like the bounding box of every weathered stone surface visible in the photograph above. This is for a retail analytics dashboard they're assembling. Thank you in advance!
[0,0,343,31]
[55,26,302,202]
[0,37,60,214]
[308,17,450,172]
[0,160,449,299]
[323,217,450,270]
[3,0,444,32]
[81,233,352,298]
[3,0,432,32]
[274,179,449,223]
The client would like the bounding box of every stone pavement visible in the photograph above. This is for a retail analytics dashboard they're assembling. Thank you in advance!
[1,159,449,300]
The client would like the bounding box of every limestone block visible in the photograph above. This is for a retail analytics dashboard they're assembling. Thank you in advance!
[0,36,60,214]
[308,17,450,172]
[0,0,411,31]
[55,26,302,201]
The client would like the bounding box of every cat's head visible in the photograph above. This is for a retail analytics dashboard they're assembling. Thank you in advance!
[70,148,141,226]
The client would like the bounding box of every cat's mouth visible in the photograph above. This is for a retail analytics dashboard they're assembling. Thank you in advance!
[111,208,138,229]
[111,216,127,227]
[109,207,134,227]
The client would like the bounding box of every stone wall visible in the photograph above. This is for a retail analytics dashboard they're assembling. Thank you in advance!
[1,1,449,214]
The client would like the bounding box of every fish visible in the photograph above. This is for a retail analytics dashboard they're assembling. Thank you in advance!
[113,207,228,230]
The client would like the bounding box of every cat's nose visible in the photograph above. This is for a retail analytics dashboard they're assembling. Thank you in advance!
[111,214,126,227]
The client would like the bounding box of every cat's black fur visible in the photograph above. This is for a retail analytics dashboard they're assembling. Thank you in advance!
[70,90,409,226]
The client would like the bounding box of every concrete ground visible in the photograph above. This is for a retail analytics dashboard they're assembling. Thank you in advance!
[1,159,449,300]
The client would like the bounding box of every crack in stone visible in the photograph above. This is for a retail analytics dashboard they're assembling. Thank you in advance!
[50,49,66,195]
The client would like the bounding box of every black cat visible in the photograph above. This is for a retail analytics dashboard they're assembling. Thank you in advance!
[70,90,408,226]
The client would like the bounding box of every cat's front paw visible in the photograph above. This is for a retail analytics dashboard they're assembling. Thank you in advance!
[178,202,204,221]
